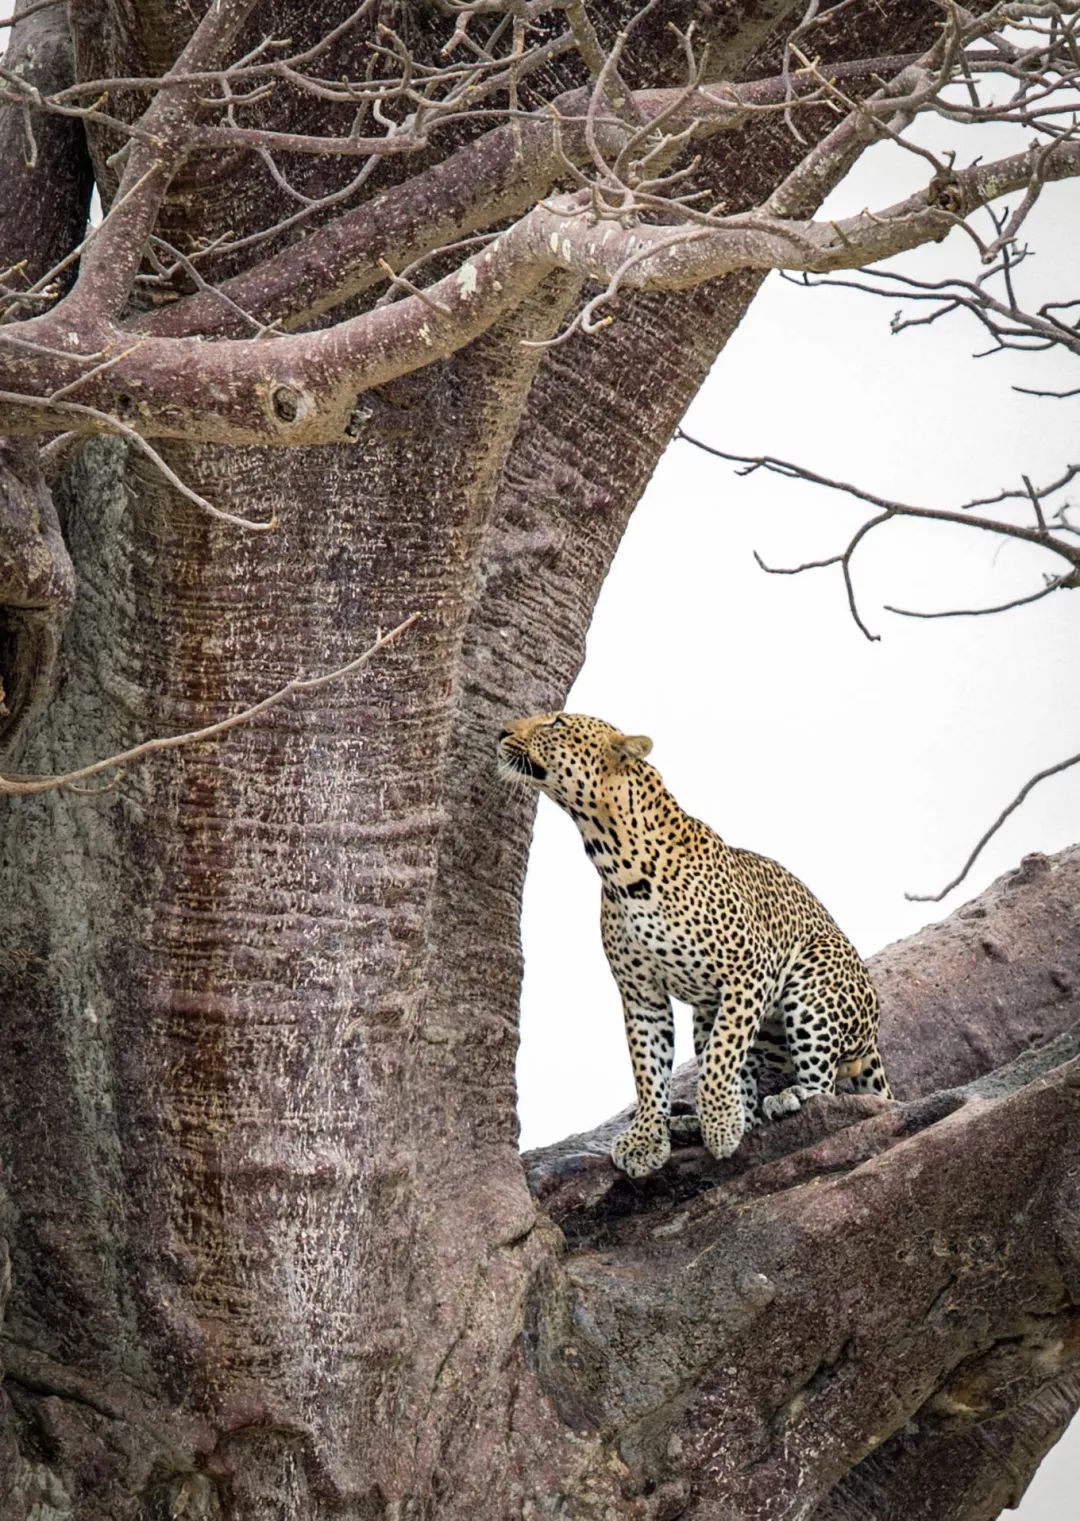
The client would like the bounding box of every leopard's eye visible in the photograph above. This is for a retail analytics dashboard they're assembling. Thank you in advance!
[549,716,567,730]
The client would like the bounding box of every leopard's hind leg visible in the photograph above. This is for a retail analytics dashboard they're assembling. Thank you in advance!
[761,937,875,1122]
[846,1041,891,1098]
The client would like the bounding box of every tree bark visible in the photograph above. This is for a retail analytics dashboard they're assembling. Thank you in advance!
[2,4,1077,1519]
[0,0,90,756]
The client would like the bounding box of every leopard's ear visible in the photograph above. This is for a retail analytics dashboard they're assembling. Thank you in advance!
[611,732,653,765]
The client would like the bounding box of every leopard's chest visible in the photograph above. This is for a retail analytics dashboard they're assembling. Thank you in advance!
[604,870,746,1001]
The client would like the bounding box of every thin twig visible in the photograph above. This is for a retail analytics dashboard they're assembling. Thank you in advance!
[886,572,1078,620]
[0,614,421,797]
[907,751,1080,903]
[376,258,452,314]
[0,392,275,531]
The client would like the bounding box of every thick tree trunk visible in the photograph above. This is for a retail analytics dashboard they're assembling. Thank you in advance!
[2,4,1077,1520]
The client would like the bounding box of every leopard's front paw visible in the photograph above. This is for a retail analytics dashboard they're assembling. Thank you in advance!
[762,1084,810,1122]
[611,1122,670,1179]
[699,1111,745,1161]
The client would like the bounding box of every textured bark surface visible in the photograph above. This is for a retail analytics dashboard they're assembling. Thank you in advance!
[0,440,75,754]
[1,3,1077,1520]
[0,0,89,758]
[0,0,93,287]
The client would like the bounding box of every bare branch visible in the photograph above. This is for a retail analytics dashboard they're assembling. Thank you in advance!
[0,613,420,797]
[885,571,1079,620]
[375,257,452,315]
[5,129,1078,453]
[0,69,162,145]
[907,751,1080,903]
[966,463,1080,513]
[677,429,1080,640]
[0,0,1077,518]
[0,164,160,320]
[137,54,927,343]
[755,512,888,641]
[145,235,286,338]
[789,228,1080,367]
[59,0,263,323]
[188,121,434,159]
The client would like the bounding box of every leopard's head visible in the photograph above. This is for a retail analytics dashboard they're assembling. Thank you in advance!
[497,712,653,810]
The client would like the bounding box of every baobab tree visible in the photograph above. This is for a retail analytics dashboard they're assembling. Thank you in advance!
[1,3,1079,1519]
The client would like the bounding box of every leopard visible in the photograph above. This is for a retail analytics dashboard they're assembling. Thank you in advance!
[498,711,890,1178]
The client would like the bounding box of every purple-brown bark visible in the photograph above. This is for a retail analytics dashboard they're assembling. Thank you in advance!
[1,4,1078,1519]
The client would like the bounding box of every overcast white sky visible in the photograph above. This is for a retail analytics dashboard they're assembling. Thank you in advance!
[519,124,1080,1144]
[516,115,1080,1517]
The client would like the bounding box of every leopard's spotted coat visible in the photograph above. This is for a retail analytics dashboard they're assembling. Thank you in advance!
[498,712,890,1177]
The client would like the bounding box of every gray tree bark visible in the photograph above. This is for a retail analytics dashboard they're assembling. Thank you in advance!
[2,4,1078,1519]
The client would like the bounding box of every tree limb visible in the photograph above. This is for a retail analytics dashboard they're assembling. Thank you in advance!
[4,137,1079,449]
[521,847,1080,1516]
[132,51,922,341]
[57,0,262,325]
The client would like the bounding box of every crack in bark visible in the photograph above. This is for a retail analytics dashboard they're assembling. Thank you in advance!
[3,1363,123,1426]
